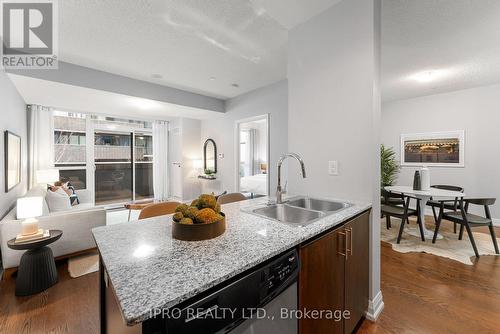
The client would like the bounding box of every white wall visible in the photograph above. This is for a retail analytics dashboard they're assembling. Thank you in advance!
[288,0,382,318]
[169,118,202,201]
[382,83,500,219]
[0,70,27,219]
[200,80,288,195]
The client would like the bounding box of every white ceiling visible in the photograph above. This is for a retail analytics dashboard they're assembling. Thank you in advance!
[9,74,222,120]
[382,0,500,102]
[59,0,341,100]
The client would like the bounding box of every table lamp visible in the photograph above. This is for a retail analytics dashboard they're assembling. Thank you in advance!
[36,169,60,185]
[17,197,44,235]
[193,159,203,170]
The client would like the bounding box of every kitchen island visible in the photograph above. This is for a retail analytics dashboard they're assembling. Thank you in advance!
[92,196,372,333]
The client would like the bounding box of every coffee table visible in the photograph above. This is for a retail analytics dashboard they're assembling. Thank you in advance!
[7,230,62,296]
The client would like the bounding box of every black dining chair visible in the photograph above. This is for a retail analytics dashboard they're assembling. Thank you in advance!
[381,189,408,228]
[381,188,405,207]
[382,194,423,243]
[433,198,499,258]
[427,185,464,233]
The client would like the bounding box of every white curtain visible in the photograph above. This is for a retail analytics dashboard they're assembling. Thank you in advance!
[153,120,169,200]
[28,105,54,189]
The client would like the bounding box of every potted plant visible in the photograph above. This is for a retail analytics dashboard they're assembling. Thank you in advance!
[381,144,400,188]
[204,169,216,179]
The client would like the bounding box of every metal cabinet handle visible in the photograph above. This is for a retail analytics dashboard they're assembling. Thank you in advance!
[346,227,353,256]
[337,231,346,257]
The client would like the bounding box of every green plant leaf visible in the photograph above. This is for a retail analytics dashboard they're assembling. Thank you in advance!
[381,144,400,188]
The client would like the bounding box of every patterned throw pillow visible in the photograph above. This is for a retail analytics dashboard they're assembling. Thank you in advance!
[66,182,80,206]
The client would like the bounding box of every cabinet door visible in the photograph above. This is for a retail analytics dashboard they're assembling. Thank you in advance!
[299,228,346,334]
[344,211,370,334]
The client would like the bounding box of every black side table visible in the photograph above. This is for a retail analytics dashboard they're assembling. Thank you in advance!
[7,230,63,296]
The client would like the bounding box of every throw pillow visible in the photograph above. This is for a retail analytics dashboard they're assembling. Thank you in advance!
[66,182,80,205]
[46,187,72,212]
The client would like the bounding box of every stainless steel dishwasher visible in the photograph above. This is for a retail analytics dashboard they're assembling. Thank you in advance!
[164,249,299,334]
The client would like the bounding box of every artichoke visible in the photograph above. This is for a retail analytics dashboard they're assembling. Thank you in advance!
[175,204,189,215]
[184,206,199,220]
[191,199,200,209]
[173,212,183,222]
[195,208,223,224]
[198,194,217,210]
[180,218,193,225]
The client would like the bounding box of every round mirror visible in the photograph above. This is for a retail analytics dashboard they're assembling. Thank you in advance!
[203,139,217,174]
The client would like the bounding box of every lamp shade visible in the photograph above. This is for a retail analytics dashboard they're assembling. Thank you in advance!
[193,159,203,169]
[17,197,44,219]
[36,169,60,184]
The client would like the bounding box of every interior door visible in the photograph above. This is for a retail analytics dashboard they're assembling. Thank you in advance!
[299,229,346,334]
[344,212,370,334]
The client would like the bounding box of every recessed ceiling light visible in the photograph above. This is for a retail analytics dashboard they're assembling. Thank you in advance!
[209,76,216,81]
[409,69,451,83]
[231,83,239,88]
[151,74,163,79]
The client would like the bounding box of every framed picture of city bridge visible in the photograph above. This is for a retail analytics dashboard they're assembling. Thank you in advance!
[400,130,465,167]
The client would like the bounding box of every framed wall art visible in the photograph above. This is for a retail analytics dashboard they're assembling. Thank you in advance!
[4,131,22,192]
[400,130,465,167]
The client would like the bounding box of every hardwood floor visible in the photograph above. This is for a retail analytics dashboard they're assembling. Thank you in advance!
[0,217,499,334]
[0,259,99,334]
[359,219,500,334]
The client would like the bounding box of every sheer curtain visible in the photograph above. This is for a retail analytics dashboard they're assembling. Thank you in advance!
[28,105,54,188]
[153,120,169,200]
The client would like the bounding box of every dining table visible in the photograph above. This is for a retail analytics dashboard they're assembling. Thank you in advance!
[385,185,465,241]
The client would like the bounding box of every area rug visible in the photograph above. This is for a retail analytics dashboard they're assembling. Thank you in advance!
[68,253,99,278]
[381,219,500,265]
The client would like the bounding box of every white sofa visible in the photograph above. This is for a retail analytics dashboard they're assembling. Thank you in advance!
[0,186,106,271]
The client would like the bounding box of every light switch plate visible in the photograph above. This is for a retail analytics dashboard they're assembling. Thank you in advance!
[328,161,339,175]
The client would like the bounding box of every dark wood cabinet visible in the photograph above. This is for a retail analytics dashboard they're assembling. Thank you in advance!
[344,211,370,333]
[299,225,346,334]
[299,210,370,334]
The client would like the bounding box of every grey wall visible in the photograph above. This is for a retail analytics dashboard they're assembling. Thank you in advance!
[0,70,27,219]
[200,80,288,194]
[287,0,382,315]
[382,83,500,220]
[8,62,225,113]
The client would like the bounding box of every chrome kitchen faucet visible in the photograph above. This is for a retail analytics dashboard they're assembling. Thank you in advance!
[276,153,306,204]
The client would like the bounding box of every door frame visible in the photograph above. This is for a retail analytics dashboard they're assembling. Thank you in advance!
[234,114,270,196]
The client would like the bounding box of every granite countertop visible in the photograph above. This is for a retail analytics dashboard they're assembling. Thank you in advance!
[92,196,371,326]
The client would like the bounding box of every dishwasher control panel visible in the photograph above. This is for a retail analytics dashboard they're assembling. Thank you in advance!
[260,250,299,302]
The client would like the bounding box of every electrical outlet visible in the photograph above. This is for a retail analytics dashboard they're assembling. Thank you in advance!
[328,161,339,175]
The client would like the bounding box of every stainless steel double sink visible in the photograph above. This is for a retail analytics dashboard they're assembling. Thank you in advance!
[249,197,351,227]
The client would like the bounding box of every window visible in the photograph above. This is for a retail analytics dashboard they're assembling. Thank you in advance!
[52,111,157,204]
[53,111,87,190]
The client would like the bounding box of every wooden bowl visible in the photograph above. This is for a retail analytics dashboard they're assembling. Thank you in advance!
[172,213,226,241]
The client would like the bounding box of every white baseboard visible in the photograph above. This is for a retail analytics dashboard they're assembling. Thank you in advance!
[493,218,500,227]
[365,291,384,321]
